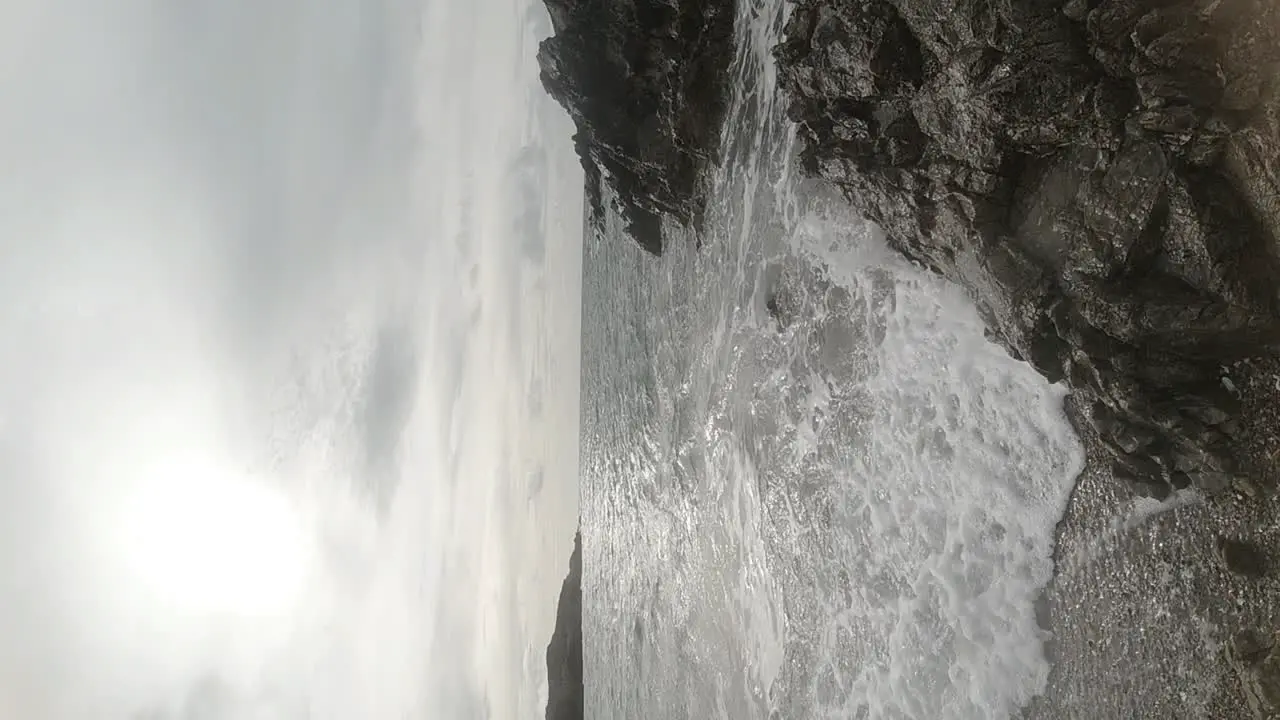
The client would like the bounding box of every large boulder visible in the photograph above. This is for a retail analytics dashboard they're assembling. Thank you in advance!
[775,0,1280,497]
[538,0,737,254]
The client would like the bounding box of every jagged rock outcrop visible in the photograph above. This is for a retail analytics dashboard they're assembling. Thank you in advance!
[775,0,1280,498]
[544,532,582,720]
[537,0,737,254]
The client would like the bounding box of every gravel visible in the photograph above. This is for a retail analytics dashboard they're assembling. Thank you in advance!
[1025,357,1280,719]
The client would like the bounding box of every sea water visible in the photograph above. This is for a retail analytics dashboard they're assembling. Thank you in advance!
[579,0,1086,718]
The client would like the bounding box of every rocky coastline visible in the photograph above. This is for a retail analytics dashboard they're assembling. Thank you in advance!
[770,4,1280,709]
[538,0,1280,713]
[541,0,1280,501]
[774,0,1280,503]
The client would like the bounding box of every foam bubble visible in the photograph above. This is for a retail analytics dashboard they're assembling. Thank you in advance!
[751,207,1085,719]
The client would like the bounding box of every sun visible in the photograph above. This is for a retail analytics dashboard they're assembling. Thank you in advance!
[114,460,311,619]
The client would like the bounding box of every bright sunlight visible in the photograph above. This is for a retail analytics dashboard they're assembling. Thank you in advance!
[114,461,311,619]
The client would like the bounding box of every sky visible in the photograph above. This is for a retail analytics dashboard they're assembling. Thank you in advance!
[0,1,582,718]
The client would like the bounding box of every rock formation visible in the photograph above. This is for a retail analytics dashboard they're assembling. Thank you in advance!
[537,0,737,254]
[544,531,583,720]
[774,0,1280,498]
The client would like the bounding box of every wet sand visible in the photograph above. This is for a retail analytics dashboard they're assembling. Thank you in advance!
[1026,357,1280,718]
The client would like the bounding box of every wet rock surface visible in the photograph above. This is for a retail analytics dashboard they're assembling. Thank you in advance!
[1232,629,1280,718]
[774,0,1280,499]
[544,532,583,720]
[537,0,737,254]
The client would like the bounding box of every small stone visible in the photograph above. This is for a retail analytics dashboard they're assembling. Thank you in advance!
[1063,0,1089,20]
[1215,536,1268,577]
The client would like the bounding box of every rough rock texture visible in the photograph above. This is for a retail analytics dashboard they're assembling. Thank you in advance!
[537,0,737,254]
[1218,535,1270,577]
[775,0,1280,498]
[1233,629,1280,718]
[544,531,583,720]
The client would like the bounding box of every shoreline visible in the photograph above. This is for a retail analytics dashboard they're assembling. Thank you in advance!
[536,0,1280,713]
[1028,356,1280,717]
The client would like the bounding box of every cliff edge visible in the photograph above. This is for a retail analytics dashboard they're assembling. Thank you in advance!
[775,0,1280,499]
[537,0,737,254]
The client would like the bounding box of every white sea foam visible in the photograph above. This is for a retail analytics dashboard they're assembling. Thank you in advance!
[750,203,1086,718]
[582,0,1086,716]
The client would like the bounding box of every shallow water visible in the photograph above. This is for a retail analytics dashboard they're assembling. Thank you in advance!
[579,1,1086,717]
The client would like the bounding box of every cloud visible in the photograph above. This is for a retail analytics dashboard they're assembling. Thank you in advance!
[508,142,553,263]
[0,0,582,716]
[355,321,423,516]
[527,467,547,500]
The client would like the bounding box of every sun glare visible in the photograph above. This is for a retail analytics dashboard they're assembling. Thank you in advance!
[116,464,311,618]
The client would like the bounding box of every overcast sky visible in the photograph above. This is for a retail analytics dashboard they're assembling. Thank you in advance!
[0,1,581,718]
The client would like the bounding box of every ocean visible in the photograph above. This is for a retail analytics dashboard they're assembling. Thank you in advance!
[578,0,1086,717]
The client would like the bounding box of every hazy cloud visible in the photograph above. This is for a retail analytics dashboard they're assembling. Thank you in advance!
[0,0,580,718]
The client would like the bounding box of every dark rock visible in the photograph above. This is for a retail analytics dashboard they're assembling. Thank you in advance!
[1234,477,1263,500]
[1233,629,1273,664]
[1168,470,1194,490]
[1188,470,1233,494]
[1231,629,1280,718]
[537,0,737,254]
[544,532,582,720]
[1111,450,1172,499]
[775,0,1280,497]
[766,294,794,330]
[1215,536,1268,578]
